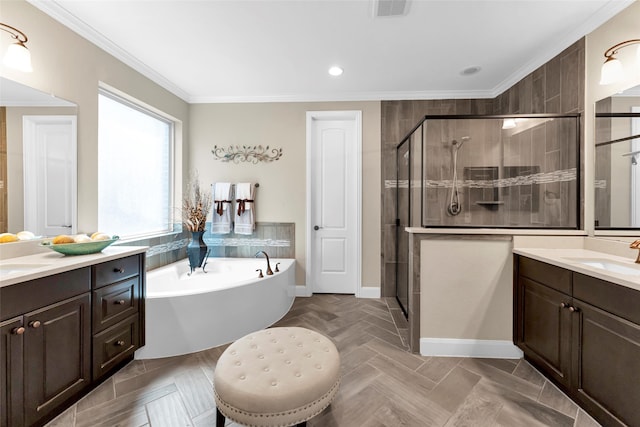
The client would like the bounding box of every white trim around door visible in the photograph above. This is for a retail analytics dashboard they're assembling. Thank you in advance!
[306,110,363,297]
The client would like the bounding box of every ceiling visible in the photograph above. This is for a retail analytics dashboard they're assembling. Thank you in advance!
[30,0,633,104]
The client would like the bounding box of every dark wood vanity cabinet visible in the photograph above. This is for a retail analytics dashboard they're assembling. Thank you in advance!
[1,269,92,427]
[0,252,146,427]
[514,255,640,427]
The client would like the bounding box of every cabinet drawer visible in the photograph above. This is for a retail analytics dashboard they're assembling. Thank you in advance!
[93,277,140,333]
[518,256,571,295]
[0,267,91,321]
[573,273,640,325]
[93,255,140,288]
[93,314,138,381]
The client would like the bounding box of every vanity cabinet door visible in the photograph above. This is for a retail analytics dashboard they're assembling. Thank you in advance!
[0,317,24,427]
[571,299,640,427]
[23,293,91,427]
[516,276,573,389]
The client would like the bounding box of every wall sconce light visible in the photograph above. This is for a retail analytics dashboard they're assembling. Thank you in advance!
[599,39,640,85]
[0,22,32,72]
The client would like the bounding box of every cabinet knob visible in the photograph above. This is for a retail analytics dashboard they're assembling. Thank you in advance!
[115,340,126,347]
[115,299,126,305]
[12,326,25,335]
[28,320,41,328]
[113,267,124,273]
[569,306,579,313]
[560,302,568,309]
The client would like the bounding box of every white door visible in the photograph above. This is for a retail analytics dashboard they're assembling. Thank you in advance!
[23,116,77,236]
[307,111,361,294]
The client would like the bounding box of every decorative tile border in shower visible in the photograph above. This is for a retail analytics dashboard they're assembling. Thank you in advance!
[385,168,577,189]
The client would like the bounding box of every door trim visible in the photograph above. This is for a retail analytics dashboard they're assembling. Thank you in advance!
[305,111,362,297]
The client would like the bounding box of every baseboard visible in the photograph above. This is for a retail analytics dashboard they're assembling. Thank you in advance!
[357,286,381,299]
[295,285,312,297]
[420,338,524,359]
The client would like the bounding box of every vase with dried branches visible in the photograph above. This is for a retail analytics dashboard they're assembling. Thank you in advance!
[182,174,212,272]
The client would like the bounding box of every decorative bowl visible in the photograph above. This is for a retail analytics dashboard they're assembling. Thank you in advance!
[41,236,119,256]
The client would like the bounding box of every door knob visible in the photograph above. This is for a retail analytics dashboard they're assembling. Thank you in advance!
[314,225,320,230]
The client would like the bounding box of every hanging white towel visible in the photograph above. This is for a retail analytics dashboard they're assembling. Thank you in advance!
[211,183,232,234]
[234,182,255,235]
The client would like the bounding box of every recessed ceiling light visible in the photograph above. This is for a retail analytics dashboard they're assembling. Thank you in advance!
[460,66,481,76]
[328,66,343,76]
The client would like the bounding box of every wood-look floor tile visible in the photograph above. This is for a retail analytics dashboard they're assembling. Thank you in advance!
[538,380,578,418]
[146,391,193,427]
[428,366,482,413]
[75,384,177,427]
[369,398,432,427]
[340,343,379,375]
[574,409,602,427]
[370,377,451,426]
[113,360,147,384]
[512,359,546,387]
[367,354,438,394]
[364,337,424,371]
[313,382,390,427]
[76,378,115,413]
[174,364,216,418]
[337,362,382,400]
[443,388,502,427]
[416,356,460,383]
[390,307,409,329]
[474,358,518,374]
[363,324,404,348]
[459,359,542,400]
[46,404,76,427]
[362,312,399,334]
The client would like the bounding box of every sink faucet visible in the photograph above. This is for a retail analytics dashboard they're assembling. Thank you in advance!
[631,240,640,264]
[255,251,274,275]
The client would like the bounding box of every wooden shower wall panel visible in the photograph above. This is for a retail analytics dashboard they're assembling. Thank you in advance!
[0,107,7,233]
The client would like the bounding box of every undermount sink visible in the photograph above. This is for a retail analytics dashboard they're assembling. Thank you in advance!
[0,263,51,275]
[565,258,640,276]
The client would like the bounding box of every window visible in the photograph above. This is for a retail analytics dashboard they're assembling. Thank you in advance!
[98,89,173,238]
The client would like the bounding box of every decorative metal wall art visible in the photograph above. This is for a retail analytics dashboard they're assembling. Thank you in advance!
[212,145,283,164]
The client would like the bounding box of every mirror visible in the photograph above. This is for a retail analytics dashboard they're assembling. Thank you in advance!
[594,84,640,230]
[0,77,77,238]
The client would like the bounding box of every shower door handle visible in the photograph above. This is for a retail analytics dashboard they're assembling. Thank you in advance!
[314,225,321,231]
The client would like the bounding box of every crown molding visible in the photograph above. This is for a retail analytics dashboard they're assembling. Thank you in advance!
[27,0,191,102]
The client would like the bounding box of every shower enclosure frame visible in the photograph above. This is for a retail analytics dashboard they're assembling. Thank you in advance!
[394,113,581,317]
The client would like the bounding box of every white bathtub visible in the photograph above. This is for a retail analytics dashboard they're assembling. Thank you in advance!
[135,257,296,359]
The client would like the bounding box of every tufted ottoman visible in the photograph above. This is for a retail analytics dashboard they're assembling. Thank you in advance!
[213,327,340,427]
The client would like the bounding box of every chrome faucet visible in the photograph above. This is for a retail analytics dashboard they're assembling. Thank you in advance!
[631,240,640,264]
[255,251,274,275]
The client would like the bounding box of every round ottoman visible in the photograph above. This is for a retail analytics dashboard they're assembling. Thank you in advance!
[214,327,340,427]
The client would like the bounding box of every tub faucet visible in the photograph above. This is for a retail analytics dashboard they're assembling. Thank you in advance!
[631,240,640,263]
[255,251,274,275]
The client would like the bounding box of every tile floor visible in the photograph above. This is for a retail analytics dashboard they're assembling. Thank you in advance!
[46,294,601,427]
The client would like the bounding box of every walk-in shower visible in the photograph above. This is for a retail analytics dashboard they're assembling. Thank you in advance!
[394,114,580,316]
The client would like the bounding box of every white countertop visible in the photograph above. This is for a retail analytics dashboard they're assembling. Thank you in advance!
[0,246,148,288]
[406,228,587,236]
[513,247,640,292]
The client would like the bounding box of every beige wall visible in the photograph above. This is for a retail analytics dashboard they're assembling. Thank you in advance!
[189,102,381,287]
[585,0,640,235]
[0,0,189,233]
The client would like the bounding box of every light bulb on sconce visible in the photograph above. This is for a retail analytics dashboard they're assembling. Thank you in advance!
[0,22,32,72]
[599,39,640,85]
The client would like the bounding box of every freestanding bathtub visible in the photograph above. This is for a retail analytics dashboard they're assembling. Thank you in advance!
[134,257,296,359]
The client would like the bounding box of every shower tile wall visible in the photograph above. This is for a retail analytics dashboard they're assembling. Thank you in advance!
[381,38,585,297]
[594,98,612,227]
[116,222,295,271]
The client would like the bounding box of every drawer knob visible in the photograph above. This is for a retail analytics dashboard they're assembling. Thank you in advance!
[115,299,126,305]
[12,326,25,335]
[569,306,579,313]
[113,267,125,273]
[28,320,41,328]
[115,340,126,347]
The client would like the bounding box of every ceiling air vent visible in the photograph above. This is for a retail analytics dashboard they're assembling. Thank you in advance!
[373,0,409,17]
